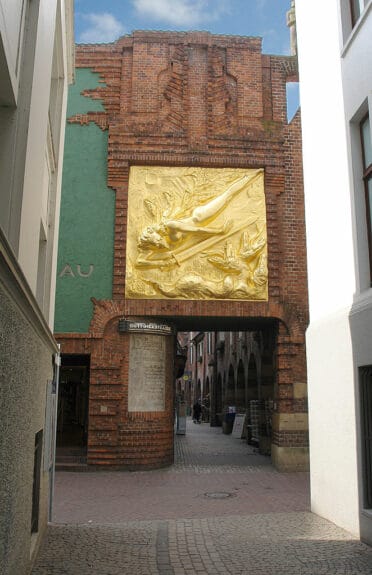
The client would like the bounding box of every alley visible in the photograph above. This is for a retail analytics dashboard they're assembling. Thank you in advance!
[32,421,372,574]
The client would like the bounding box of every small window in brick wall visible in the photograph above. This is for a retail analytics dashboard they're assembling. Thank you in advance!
[360,366,372,508]
[31,429,43,533]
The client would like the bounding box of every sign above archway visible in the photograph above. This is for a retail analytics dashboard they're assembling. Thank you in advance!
[125,166,268,301]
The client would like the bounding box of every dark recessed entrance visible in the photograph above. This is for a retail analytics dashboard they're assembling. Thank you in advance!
[56,354,90,466]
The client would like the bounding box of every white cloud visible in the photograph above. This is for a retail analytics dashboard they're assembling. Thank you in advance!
[79,13,126,43]
[132,0,229,27]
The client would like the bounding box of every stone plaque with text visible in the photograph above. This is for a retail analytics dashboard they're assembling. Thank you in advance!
[128,334,166,411]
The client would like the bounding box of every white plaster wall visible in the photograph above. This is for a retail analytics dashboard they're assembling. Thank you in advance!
[342,5,372,119]
[296,1,355,319]
[0,0,25,102]
[16,0,71,328]
[47,1,70,328]
[342,7,372,294]
[306,311,359,535]
[296,0,360,535]
[342,4,372,545]
[18,0,58,292]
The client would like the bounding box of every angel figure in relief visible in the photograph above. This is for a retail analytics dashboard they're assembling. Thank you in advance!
[136,173,251,268]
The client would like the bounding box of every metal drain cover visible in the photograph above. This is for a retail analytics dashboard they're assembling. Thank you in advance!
[204,491,235,499]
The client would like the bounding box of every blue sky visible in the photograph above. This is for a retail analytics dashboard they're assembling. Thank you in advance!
[74,0,299,118]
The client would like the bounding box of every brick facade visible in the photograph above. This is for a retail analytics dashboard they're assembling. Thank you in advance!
[57,31,308,470]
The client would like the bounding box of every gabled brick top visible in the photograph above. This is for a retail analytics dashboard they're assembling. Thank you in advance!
[74,30,297,144]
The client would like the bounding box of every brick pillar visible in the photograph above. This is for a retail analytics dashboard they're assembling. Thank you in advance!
[271,323,309,471]
[118,319,175,469]
[87,319,124,466]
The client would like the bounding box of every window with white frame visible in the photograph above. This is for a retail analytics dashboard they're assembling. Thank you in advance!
[361,114,372,281]
[350,0,367,26]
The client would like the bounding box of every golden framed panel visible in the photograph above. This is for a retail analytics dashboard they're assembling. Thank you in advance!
[125,166,268,301]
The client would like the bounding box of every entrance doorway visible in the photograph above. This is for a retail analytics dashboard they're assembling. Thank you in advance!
[56,354,90,465]
[175,323,276,459]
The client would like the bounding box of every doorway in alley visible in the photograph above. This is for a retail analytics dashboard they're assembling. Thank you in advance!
[56,354,90,465]
[175,320,276,460]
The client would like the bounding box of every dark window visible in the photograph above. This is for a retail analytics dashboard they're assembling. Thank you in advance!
[31,429,43,533]
[360,367,372,508]
[360,115,372,281]
[350,0,361,26]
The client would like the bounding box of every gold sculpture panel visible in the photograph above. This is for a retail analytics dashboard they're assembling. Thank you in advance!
[125,166,268,300]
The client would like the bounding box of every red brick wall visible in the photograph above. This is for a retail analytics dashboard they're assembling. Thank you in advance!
[59,31,308,467]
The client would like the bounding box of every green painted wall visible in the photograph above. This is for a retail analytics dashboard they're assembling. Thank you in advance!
[54,69,115,333]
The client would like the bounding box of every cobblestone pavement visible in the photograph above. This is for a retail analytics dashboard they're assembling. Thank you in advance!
[32,420,372,574]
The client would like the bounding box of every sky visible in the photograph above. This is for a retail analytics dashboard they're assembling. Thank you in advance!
[74,0,299,118]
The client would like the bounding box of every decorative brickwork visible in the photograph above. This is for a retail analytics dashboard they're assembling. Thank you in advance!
[56,31,308,470]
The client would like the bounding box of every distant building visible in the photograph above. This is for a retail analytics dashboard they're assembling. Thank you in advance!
[177,330,275,451]
[297,0,372,544]
[0,1,74,572]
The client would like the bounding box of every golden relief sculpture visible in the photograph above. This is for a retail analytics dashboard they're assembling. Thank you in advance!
[125,166,268,300]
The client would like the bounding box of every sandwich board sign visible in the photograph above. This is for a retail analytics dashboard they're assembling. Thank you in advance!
[232,414,246,439]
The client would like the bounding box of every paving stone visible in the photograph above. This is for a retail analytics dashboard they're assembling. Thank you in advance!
[32,419,372,574]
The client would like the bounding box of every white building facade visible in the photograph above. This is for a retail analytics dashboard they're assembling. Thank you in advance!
[0,1,74,573]
[296,0,372,543]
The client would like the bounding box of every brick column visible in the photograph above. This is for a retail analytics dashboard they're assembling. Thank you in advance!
[118,319,175,469]
[271,323,309,471]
